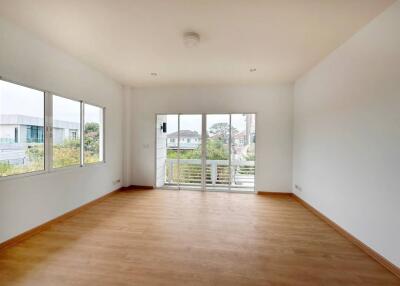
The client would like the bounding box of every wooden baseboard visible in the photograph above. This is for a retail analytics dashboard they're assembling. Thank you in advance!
[121,185,154,190]
[292,193,400,278]
[0,188,120,251]
[257,191,292,196]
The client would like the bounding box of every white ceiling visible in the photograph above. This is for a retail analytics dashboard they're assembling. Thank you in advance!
[0,0,395,87]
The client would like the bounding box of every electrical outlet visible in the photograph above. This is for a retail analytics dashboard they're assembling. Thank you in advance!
[113,179,121,185]
[295,184,302,192]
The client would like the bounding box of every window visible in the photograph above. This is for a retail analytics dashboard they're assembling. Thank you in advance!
[0,79,106,179]
[0,80,45,177]
[70,130,77,140]
[14,127,18,143]
[84,103,104,164]
[27,126,44,143]
[52,95,81,168]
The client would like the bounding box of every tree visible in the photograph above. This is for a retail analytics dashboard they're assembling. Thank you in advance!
[167,140,228,160]
[52,139,80,168]
[204,140,228,160]
[84,122,99,155]
[208,122,238,143]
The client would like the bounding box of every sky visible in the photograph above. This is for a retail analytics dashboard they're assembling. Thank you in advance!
[0,80,101,124]
[164,114,253,135]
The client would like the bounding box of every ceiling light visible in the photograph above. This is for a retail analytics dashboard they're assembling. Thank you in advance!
[250,68,257,72]
[183,31,200,48]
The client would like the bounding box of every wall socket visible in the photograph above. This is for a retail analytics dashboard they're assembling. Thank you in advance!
[294,184,302,192]
[113,179,121,185]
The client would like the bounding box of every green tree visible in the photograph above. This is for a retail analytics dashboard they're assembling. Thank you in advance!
[26,144,44,162]
[84,122,99,155]
[53,139,80,168]
[205,140,228,160]
[167,140,228,160]
[208,122,238,142]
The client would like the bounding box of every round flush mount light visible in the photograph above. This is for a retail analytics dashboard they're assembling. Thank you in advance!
[249,68,257,72]
[183,31,200,48]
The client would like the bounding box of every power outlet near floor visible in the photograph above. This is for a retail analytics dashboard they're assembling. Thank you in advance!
[113,179,121,185]
[294,184,302,192]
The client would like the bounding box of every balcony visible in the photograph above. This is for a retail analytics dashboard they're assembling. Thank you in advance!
[165,158,255,190]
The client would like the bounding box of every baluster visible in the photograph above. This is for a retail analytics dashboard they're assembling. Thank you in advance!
[211,161,217,186]
[169,160,173,184]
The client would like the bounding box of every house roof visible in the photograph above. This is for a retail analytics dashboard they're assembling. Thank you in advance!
[233,131,246,139]
[167,130,200,138]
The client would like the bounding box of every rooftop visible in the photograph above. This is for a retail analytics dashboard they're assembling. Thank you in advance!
[0,114,80,129]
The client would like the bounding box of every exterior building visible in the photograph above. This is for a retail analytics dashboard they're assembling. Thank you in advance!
[0,114,79,144]
[0,114,45,144]
[0,114,80,164]
[233,131,246,147]
[167,130,201,150]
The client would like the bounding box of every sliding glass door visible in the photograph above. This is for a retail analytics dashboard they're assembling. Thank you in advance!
[157,113,255,192]
[178,114,203,190]
[205,114,231,191]
[162,114,203,190]
[164,114,179,187]
[230,114,256,191]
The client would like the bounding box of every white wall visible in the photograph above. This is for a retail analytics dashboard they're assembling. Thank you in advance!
[127,84,293,192]
[0,17,123,243]
[293,1,400,267]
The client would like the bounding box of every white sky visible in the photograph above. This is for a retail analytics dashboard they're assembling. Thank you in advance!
[0,80,101,123]
[164,114,252,135]
[0,80,44,118]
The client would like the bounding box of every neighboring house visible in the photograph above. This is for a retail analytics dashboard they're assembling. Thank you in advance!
[232,131,246,147]
[0,114,80,164]
[53,119,80,145]
[0,114,45,144]
[0,114,79,144]
[167,130,201,150]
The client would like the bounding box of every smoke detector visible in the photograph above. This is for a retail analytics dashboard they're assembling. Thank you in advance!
[183,32,200,48]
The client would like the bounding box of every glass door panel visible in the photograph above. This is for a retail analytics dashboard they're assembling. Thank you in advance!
[205,114,230,191]
[231,114,256,191]
[165,114,179,187]
[157,113,256,192]
[178,114,202,190]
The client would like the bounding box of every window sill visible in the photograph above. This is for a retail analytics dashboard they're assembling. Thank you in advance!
[0,162,106,183]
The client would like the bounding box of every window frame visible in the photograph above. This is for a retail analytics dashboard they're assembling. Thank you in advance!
[50,94,83,171]
[0,77,106,181]
[82,102,106,165]
[0,77,47,179]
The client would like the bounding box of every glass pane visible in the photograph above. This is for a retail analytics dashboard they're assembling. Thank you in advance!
[165,114,179,185]
[231,114,256,191]
[84,104,104,164]
[178,114,202,189]
[52,95,81,168]
[206,114,230,190]
[0,80,45,176]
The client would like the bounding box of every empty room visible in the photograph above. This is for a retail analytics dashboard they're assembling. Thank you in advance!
[0,0,399,285]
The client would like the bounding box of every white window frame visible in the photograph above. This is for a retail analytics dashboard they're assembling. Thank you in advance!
[50,94,82,171]
[154,113,257,193]
[82,102,106,165]
[0,76,106,181]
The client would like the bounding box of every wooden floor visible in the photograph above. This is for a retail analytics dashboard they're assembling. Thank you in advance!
[0,190,399,286]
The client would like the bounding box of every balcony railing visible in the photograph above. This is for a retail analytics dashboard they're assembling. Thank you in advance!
[165,158,255,189]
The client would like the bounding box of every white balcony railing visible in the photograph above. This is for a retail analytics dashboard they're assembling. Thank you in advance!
[165,158,255,188]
